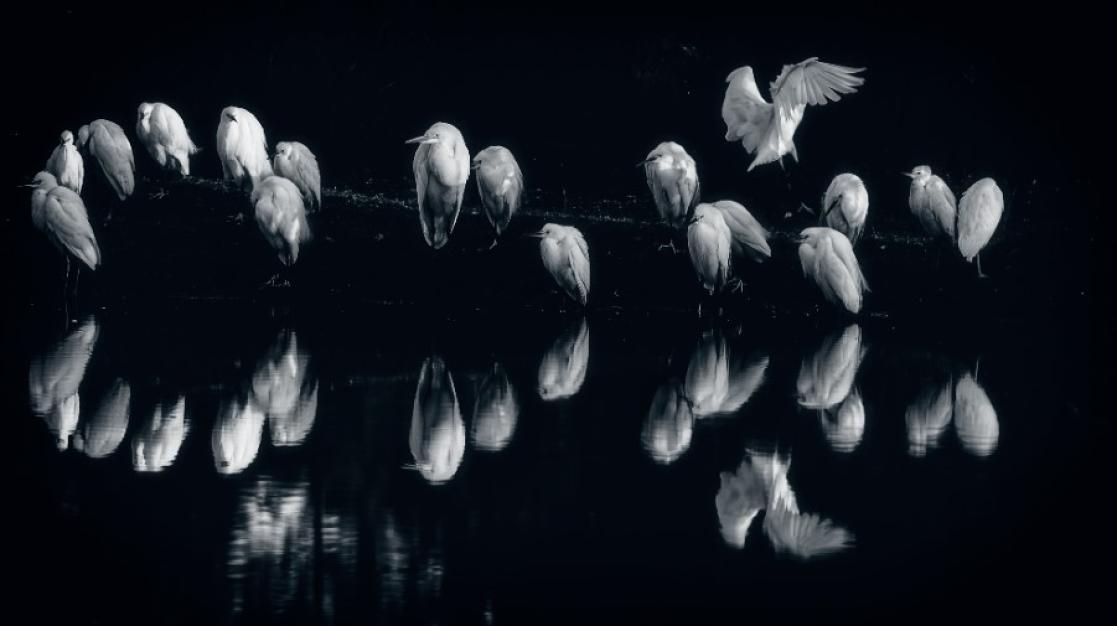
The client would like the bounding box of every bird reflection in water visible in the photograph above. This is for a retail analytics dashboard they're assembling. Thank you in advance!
[906,372,954,457]
[28,316,99,450]
[642,380,694,464]
[683,327,768,419]
[73,378,131,459]
[537,316,590,401]
[472,362,519,452]
[409,356,465,484]
[213,393,266,475]
[132,396,188,472]
[251,328,318,448]
[819,390,865,454]
[905,363,999,457]
[797,324,867,453]
[953,370,999,457]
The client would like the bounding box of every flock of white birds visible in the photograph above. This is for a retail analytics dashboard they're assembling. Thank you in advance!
[28,58,1005,313]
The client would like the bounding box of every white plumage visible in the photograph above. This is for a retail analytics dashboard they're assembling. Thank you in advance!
[796,324,866,410]
[798,227,868,314]
[132,396,188,472]
[687,204,731,294]
[957,177,1004,275]
[77,119,135,200]
[535,223,591,306]
[252,176,311,267]
[136,102,199,176]
[28,316,99,450]
[905,374,954,457]
[821,173,869,243]
[273,141,322,213]
[722,58,865,171]
[472,362,519,452]
[641,380,694,464]
[410,356,465,484]
[537,317,590,401]
[708,199,771,263]
[953,372,999,457]
[212,394,266,475]
[407,122,470,249]
[72,379,131,459]
[643,141,699,229]
[906,165,956,240]
[473,145,522,243]
[683,329,769,418]
[29,171,101,272]
[819,390,865,453]
[217,106,273,189]
[715,449,795,548]
[45,130,83,194]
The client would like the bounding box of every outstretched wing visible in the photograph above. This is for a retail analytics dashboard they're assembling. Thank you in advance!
[721,67,774,153]
[771,58,865,113]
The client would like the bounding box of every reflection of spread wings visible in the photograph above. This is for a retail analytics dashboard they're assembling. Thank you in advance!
[771,57,865,113]
[764,503,854,559]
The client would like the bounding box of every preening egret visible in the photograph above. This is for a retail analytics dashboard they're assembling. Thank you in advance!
[641,380,694,464]
[28,316,99,450]
[72,379,131,459]
[407,122,470,249]
[473,146,523,247]
[687,204,732,295]
[252,176,311,269]
[796,324,865,410]
[45,130,83,194]
[905,166,956,240]
[472,362,519,452]
[532,223,590,306]
[132,396,188,472]
[819,390,865,453]
[76,119,135,200]
[538,316,590,401]
[409,355,465,484]
[217,106,273,190]
[953,372,999,457]
[798,227,868,314]
[212,393,266,475]
[28,172,101,287]
[905,373,954,457]
[709,200,771,263]
[722,58,865,171]
[273,141,322,213]
[136,102,200,176]
[957,177,1004,277]
[819,173,869,244]
[642,141,699,250]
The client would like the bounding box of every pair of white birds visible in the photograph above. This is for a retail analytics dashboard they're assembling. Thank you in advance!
[906,166,1005,276]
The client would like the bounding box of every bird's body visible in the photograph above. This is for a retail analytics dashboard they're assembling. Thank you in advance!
[535,223,590,306]
[472,362,519,451]
[906,166,956,240]
[45,130,84,194]
[722,58,865,171]
[642,380,694,464]
[819,390,864,453]
[684,329,769,418]
[136,102,199,176]
[408,122,470,249]
[29,172,101,272]
[796,324,865,410]
[643,141,699,229]
[953,372,999,456]
[77,120,135,200]
[252,176,311,267]
[687,204,732,294]
[821,173,869,243]
[410,356,465,484]
[273,141,322,212]
[957,178,1004,275]
[709,200,771,263]
[217,106,272,190]
[798,227,868,314]
[473,146,522,243]
[72,379,131,459]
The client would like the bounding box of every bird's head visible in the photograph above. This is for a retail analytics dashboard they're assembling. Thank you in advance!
[689,203,719,226]
[59,130,74,145]
[24,171,57,189]
[406,122,459,147]
[275,142,293,158]
[905,165,932,181]
[725,66,755,84]
[137,103,154,122]
[528,223,562,241]
[472,146,505,170]
[797,226,827,245]
[222,107,239,123]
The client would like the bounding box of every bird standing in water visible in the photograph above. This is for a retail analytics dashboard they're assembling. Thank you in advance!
[817,173,869,244]
[77,119,135,202]
[273,141,322,213]
[407,122,470,249]
[27,171,101,292]
[217,106,273,191]
[531,223,590,307]
[798,227,868,314]
[642,141,699,252]
[45,130,84,194]
[472,146,522,248]
[905,166,956,241]
[956,177,1004,278]
[136,102,200,176]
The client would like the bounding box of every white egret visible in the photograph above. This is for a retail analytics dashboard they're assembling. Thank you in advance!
[819,390,865,453]
[709,200,771,263]
[905,375,954,457]
[641,380,694,464]
[132,396,188,472]
[538,317,590,401]
[27,171,101,285]
[72,379,131,459]
[798,227,868,314]
[905,166,956,240]
[954,372,999,457]
[217,106,273,190]
[721,58,865,171]
[76,119,135,200]
[642,141,699,251]
[687,204,731,295]
[957,178,1004,277]
[796,324,865,410]
[531,223,590,307]
[818,173,869,244]
[273,141,322,213]
[136,102,199,176]
[472,362,519,452]
[252,176,311,269]
[410,356,465,484]
[45,130,84,194]
[407,122,470,249]
[212,394,266,475]
[472,146,523,247]
[28,316,99,436]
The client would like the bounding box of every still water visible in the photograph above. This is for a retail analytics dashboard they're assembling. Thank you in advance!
[11,301,1091,623]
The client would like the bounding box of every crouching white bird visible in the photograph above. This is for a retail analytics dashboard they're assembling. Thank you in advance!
[957,178,1004,277]
[273,141,321,213]
[407,122,470,249]
[722,58,865,171]
[905,166,956,240]
[77,120,135,200]
[642,141,699,250]
[217,106,273,190]
[252,176,311,268]
[532,223,590,306]
[45,130,84,194]
[28,172,101,284]
[136,102,200,176]
[798,227,868,314]
[472,146,523,247]
[819,173,869,244]
[709,200,771,263]
[687,204,732,295]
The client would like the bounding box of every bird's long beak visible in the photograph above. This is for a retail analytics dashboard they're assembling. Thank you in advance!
[18,182,36,188]
[470,162,481,170]
[525,231,546,238]
[405,135,438,145]
[636,158,655,168]
[901,171,915,178]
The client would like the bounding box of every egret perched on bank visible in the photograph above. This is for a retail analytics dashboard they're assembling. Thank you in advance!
[273,141,322,213]
[27,172,101,288]
[45,130,83,194]
[77,119,135,201]
[642,141,699,250]
[217,106,272,190]
[798,227,868,314]
[817,173,869,244]
[532,223,590,307]
[251,176,311,271]
[722,58,865,171]
[687,204,732,295]
[473,146,523,248]
[905,166,956,240]
[709,200,771,264]
[136,102,200,176]
[957,178,1004,277]
[407,122,470,249]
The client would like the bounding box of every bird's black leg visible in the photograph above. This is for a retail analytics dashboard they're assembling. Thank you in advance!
[727,277,744,294]
[976,254,988,279]
[72,266,81,296]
